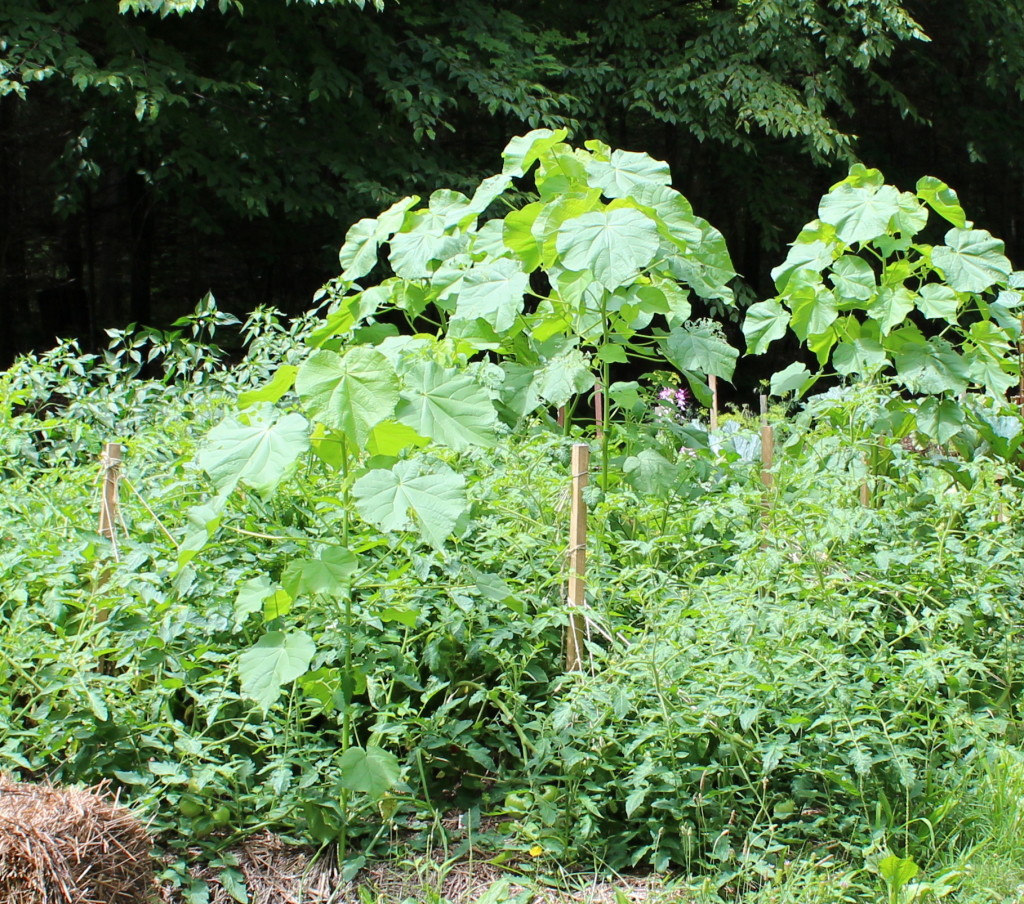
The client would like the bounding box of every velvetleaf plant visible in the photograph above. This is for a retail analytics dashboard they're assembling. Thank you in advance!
[300,128,739,484]
[189,131,743,832]
[743,164,1023,446]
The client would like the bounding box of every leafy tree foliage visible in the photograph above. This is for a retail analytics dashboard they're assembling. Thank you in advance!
[2,0,1024,374]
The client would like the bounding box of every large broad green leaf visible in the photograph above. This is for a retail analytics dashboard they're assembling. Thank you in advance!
[932,228,1011,293]
[451,258,529,333]
[661,323,738,379]
[818,183,902,245]
[353,458,468,550]
[833,337,887,377]
[769,362,813,396]
[891,191,928,236]
[239,630,316,713]
[339,196,419,280]
[388,212,467,278]
[916,176,966,228]
[503,202,544,271]
[396,361,497,450]
[534,348,594,406]
[466,173,513,219]
[296,346,399,445]
[742,299,790,355]
[915,397,965,444]
[200,408,309,499]
[555,208,660,290]
[866,286,916,335]
[789,285,838,341]
[281,547,357,599]
[502,128,569,177]
[830,256,876,303]
[916,284,960,322]
[889,330,970,394]
[339,746,401,799]
[629,183,699,242]
[771,240,836,292]
[583,149,671,198]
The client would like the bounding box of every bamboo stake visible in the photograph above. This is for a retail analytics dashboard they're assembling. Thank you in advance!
[566,443,589,672]
[98,442,122,560]
[709,375,719,432]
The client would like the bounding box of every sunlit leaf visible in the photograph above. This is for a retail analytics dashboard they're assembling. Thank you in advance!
[932,228,1011,293]
[353,458,468,550]
[556,208,660,290]
[296,346,399,444]
[396,361,497,450]
[199,408,309,499]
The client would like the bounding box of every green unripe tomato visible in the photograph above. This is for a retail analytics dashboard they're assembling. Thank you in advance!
[178,797,204,818]
[211,806,231,826]
[538,785,559,804]
[503,791,534,813]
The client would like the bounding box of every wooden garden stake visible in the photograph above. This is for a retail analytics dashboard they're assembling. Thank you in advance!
[759,395,773,492]
[98,442,122,560]
[709,375,719,431]
[566,443,589,672]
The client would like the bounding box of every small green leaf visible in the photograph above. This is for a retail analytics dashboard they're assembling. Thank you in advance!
[771,240,836,292]
[339,745,401,799]
[533,349,594,407]
[916,176,966,228]
[830,256,876,303]
[662,323,738,379]
[916,284,960,322]
[866,287,916,335]
[915,398,965,444]
[339,196,419,280]
[790,285,838,341]
[235,575,273,624]
[238,365,297,409]
[502,128,568,177]
[281,548,357,599]
[769,362,812,397]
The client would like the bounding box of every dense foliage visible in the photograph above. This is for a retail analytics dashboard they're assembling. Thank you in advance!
[3,136,1024,904]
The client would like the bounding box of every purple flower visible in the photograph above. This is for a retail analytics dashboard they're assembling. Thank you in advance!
[654,385,690,423]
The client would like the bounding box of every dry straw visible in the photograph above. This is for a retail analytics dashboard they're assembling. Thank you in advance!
[0,775,154,904]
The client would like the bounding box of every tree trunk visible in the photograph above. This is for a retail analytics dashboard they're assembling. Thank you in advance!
[0,95,28,365]
[128,172,154,326]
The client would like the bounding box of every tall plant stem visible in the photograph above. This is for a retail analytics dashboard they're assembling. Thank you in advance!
[599,299,611,491]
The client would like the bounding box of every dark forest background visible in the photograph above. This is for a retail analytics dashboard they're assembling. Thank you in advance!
[2,0,1023,386]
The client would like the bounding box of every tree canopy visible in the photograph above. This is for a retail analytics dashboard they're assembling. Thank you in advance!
[2,0,1022,371]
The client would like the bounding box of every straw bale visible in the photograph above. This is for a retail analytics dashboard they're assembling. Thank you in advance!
[0,774,154,904]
